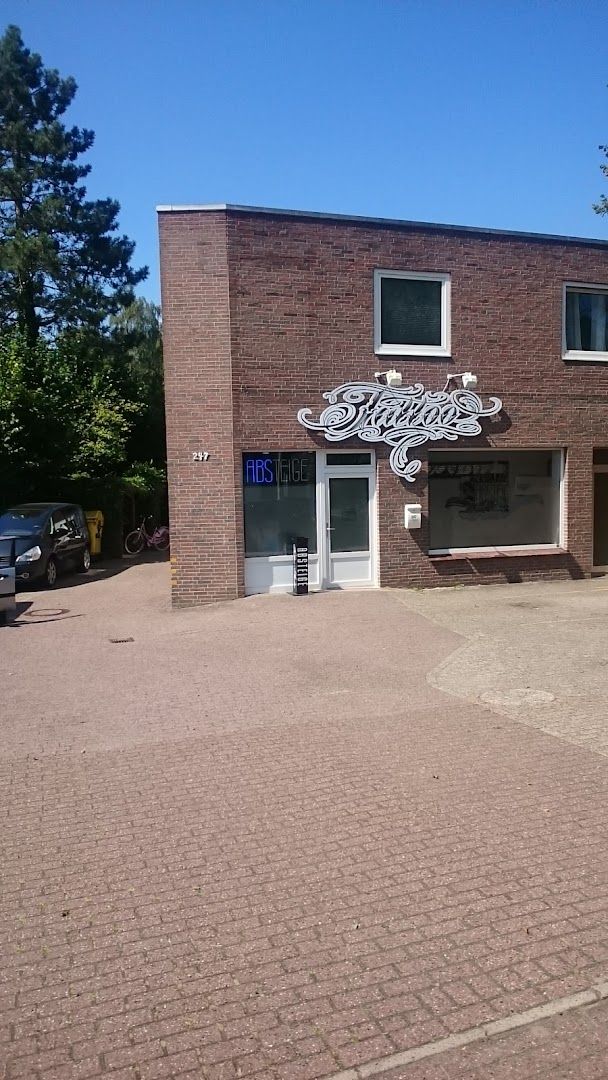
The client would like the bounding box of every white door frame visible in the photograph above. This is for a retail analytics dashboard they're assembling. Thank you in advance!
[317,452,378,589]
[593,465,608,572]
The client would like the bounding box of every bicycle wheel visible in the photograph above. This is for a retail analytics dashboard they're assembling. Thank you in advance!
[154,530,170,552]
[124,529,145,555]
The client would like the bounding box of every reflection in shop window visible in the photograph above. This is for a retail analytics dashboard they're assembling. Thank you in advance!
[243,453,317,556]
[428,451,562,551]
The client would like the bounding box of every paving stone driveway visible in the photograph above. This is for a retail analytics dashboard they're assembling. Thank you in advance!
[393,577,608,760]
[3,564,608,1079]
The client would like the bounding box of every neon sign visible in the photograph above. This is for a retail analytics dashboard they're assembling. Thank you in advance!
[243,457,275,485]
[243,454,314,486]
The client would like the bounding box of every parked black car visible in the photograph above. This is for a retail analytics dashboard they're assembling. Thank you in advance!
[0,503,91,587]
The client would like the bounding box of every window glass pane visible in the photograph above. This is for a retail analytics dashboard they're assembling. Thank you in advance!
[329,477,369,552]
[429,451,560,550]
[0,507,48,535]
[381,277,442,346]
[51,511,69,536]
[326,453,371,465]
[566,290,608,352]
[243,453,317,556]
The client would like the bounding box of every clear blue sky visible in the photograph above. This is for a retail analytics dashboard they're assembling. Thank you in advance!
[4,1,608,301]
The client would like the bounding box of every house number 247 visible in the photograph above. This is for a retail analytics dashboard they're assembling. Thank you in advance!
[192,451,210,462]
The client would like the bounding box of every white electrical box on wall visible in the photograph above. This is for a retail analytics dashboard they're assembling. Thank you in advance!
[404,503,422,530]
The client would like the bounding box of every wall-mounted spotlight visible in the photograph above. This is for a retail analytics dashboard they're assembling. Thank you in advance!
[443,371,478,392]
[374,368,403,388]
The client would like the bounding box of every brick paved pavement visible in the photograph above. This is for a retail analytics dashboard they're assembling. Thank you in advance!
[3,565,608,1079]
[393,577,608,760]
[377,998,608,1079]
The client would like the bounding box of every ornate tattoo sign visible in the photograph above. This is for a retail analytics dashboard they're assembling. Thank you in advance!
[297,381,502,481]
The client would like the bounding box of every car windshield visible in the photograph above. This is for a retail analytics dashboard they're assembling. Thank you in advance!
[0,508,49,536]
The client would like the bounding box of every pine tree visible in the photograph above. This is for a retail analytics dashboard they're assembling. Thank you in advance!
[0,25,146,343]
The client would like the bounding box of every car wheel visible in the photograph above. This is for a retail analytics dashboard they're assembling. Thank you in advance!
[78,547,91,573]
[45,556,58,588]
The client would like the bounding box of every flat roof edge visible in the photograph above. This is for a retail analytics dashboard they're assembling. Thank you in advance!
[155,202,608,248]
[156,203,228,212]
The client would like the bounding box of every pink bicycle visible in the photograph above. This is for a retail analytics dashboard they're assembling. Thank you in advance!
[124,516,170,555]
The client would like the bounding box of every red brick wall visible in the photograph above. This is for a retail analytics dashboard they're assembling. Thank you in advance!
[159,207,608,604]
[159,210,239,606]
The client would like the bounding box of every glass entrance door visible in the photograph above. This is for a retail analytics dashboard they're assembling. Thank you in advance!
[325,470,374,588]
[594,470,608,569]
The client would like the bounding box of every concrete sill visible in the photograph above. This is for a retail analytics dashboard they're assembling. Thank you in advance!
[429,546,566,562]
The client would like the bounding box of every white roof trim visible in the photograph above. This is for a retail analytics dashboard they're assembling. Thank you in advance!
[154,203,608,248]
[156,203,227,212]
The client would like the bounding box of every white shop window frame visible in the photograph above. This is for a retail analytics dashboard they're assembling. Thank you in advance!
[243,449,379,594]
[374,268,451,357]
[562,281,608,362]
[428,448,566,556]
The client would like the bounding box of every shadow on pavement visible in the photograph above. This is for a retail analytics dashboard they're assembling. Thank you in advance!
[17,549,169,593]
[2,599,87,629]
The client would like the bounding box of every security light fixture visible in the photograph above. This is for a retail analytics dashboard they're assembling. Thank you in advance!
[375,368,403,387]
[443,371,478,392]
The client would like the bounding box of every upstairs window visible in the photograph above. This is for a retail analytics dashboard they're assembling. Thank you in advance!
[374,269,450,357]
[564,283,608,360]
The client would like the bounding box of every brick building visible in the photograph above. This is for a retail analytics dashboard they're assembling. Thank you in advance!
[158,203,608,606]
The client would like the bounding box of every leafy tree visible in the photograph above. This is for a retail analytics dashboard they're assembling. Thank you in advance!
[108,299,166,467]
[0,27,165,531]
[0,330,137,491]
[0,25,146,344]
[594,133,608,214]
[596,182,608,217]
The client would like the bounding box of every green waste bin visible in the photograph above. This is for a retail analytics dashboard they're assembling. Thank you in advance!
[85,510,104,556]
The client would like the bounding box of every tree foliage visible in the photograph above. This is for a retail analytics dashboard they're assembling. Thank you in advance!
[0,27,165,515]
[0,330,137,489]
[0,25,146,343]
[594,143,608,215]
[108,299,166,468]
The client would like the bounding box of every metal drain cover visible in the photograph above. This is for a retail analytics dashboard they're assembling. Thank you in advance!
[22,608,67,618]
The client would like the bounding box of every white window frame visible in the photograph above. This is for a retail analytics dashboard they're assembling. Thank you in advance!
[427,448,565,556]
[562,281,608,362]
[374,269,451,357]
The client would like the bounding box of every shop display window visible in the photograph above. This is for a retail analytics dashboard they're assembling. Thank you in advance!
[428,450,562,551]
[243,452,317,556]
